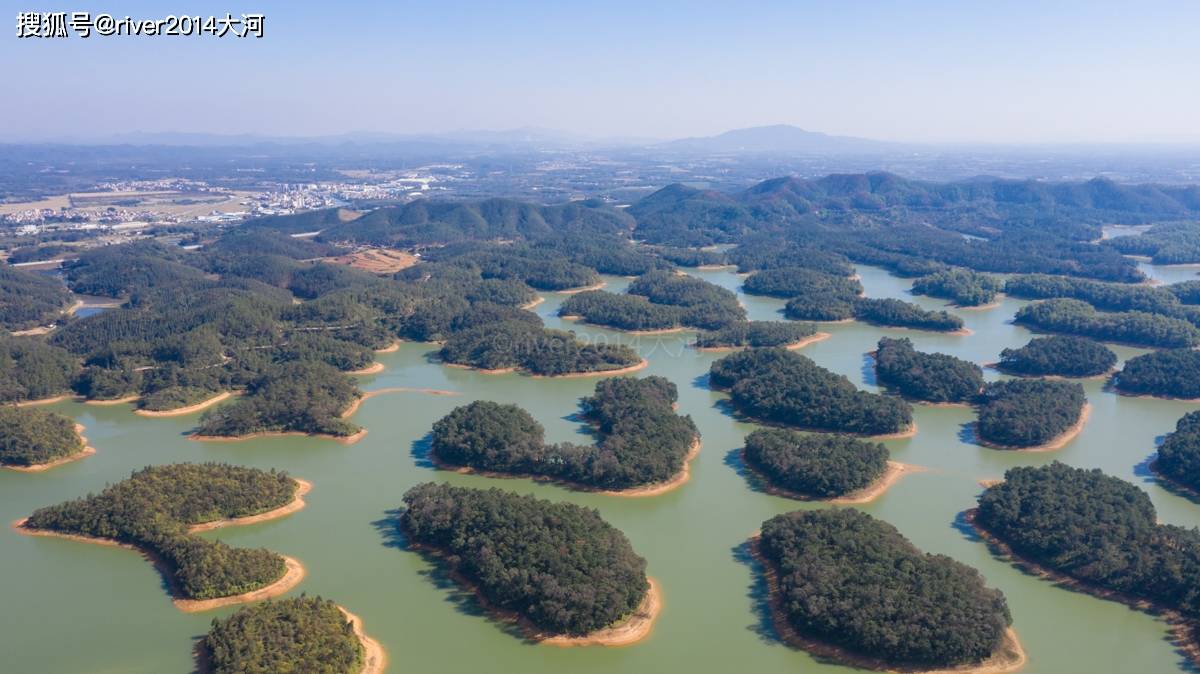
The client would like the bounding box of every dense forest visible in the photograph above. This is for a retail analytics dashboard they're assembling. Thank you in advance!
[197,361,361,438]
[201,597,363,674]
[400,483,649,636]
[976,462,1200,630]
[1014,298,1200,348]
[24,463,297,600]
[710,348,913,436]
[430,376,698,490]
[996,335,1117,378]
[742,267,861,299]
[758,509,1011,668]
[560,270,745,331]
[1005,273,1200,323]
[0,335,78,402]
[1104,221,1200,264]
[975,380,1086,448]
[911,268,1004,306]
[438,320,642,376]
[853,297,964,332]
[1114,349,1200,399]
[0,406,83,466]
[0,264,73,331]
[1155,411,1200,494]
[873,337,983,403]
[693,321,816,349]
[743,428,888,498]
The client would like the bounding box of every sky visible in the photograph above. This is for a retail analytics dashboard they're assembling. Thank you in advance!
[3,0,1199,144]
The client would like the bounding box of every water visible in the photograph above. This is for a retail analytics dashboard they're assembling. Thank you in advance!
[3,265,1197,673]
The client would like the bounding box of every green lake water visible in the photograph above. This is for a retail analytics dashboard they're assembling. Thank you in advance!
[3,264,1198,673]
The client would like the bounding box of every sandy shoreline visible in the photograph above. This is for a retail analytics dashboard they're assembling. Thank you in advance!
[749,537,1027,674]
[190,478,312,533]
[339,607,388,674]
[976,402,1090,452]
[434,436,700,498]
[965,508,1198,668]
[191,429,367,445]
[11,519,306,612]
[560,314,691,335]
[13,394,76,407]
[84,394,140,406]
[870,421,919,441]
[695,331,831,352]
[521,296,546,310]
[531,358,649,379]
[742,456,922,505]
[349,362,386,375]
[134,391,233,417]
[374,341,401,353]
[555,281,607,294]
[175,556,306,612]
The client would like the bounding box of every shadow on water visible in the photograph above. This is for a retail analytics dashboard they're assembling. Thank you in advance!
[951,509,983,543]
[731,539,780,647]
[409,433,435,470]
[860,352,878,387]
[371,510,531,643]
[957,421,980,446]
[691,372,712,391]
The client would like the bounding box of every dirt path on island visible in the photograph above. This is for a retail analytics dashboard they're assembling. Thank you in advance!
[133,391,234,418]
[748,537,1026,674]
[3,423,95,472]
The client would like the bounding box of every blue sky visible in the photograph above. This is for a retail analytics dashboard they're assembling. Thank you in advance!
[4,0,1199,142]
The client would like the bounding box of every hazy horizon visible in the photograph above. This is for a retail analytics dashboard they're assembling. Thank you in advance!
[4,1,1200,145]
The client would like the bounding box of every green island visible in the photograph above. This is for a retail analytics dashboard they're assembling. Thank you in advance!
[194,361,362,440]
[1154,411,1200,496]
[1004,273,1197,319]
[755,509,1017,671]
[1114,349,1200,399]
[911,268,1004,307]
[873,337,983,403]
[784,292,964,332]
[973,462,1200,654]
[742,266,862,299]
[399,483,658,642]
[438,320,643,376]
[559,270,745,331]
[1013,298,1200,348]
[0,406,87,468]
[430,376,699,493]
[995,335,1117,378]
[710,348,913,436]
[18,463,305,608]
[693,320,819,349]
[0,334,78,403]
[741,428,889,499]
[1103,221,1200,264]
[201,596,384,674]
[974,379,1087,449]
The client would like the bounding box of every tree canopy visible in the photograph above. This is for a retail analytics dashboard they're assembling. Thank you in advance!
[400,483,649,636]
[1155,411,1200,494]
[758,508,1011,668]
[1114,349,1200,399]
[975,379,1086,448]
[693,321,816,349]
[911,268,1004,307]
[996,335,1117,378]
[873,337,983,403]
[743,428,888,498]
[711,348,912,436]
[1014,298,1200,348]
[25,463,298,600]
[202,596,363,674]
[0,406,83,466]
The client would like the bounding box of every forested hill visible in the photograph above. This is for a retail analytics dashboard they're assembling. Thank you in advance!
[252,198,635,247]
[629,173,1200,280]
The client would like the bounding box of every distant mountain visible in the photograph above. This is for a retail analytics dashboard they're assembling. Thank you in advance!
[659,124,891,154]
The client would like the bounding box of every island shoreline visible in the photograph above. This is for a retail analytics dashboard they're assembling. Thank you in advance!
[975,402,1090,452]
[3,423,95,472]
[740,456,923,505]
